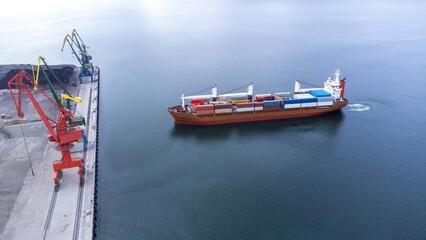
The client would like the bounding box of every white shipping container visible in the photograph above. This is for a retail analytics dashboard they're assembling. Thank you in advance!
[215,109,233,114]
[275,92,292,96]
[254,107,263,111]
[293,93,313,99]
[301,102,317,107]
[255,94,272,97]
[317,101,333,106]
[317,97,333,102]
[236,108,254,112]
[284,104,301,109]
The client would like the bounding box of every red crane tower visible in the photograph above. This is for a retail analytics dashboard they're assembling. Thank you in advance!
[8,70,85,187]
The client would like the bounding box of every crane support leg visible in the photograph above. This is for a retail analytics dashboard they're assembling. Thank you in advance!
[53,146,84,185]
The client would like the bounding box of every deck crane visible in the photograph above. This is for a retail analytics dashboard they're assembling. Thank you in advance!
[218,83,253,99]
[61,29,93,81]
[180,83,253,107]
[8,70,85,188]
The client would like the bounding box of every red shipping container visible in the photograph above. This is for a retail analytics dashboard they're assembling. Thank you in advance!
[263,105,280,111]
[196,110,214,116]
[255,95,274,102]
[213,103,233,109]
[273,95,284,104]
[254,102,263,107]
[236,102,254,108]
[196,104,214,111]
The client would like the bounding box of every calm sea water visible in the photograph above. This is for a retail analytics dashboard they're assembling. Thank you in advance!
[1,0,426,239]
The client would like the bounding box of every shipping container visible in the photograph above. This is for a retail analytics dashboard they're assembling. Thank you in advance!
[275,92,292,98]
[214,108,233,114]
[255,94,274,102]
[254,106,263,111]
[293,93,313,99]
[236,102,255,108]
[308,90,332,98]
[273,95,284,101]
[284,99,301,104]
[255,94,272,97]
[254,102,263,107]
[196,104,214,111]
[230,95,248,100]
[213,103,233,109]
[317,101,333,107]
[263,100,281,107]
[235,107,254,112]
[301,102,317,107]
[317,97,334,102]
[263,105,280,110]
[231,99,250,105]
[273,95,284,109]
[196,110,214,116]
[299,98,317,103]
[284,104,301,109]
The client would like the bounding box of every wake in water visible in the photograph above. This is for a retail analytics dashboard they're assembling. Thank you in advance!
[345,104,370,112]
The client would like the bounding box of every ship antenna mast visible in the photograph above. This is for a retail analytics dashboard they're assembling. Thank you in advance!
[211,84,217,98]
[334,69,340,83]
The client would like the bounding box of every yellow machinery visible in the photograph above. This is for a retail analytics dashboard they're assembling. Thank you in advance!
[61,93,81,105]
[31,56,83,109]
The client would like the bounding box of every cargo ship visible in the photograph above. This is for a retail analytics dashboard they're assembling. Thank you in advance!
[168,70,348,125]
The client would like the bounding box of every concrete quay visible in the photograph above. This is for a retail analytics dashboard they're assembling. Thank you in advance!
[0,67,99,240]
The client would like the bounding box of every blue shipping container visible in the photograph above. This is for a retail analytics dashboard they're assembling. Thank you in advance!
[308,90,331,97]
[300,98,317,103]
[285,99,301,104]
[263,100,280,106]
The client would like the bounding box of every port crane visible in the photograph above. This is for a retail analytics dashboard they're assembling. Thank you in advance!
[32,56,83,113]
[8,70,85,187]
[61,29,93,81]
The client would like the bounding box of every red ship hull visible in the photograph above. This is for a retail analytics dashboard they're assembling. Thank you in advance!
[168,99,348,126]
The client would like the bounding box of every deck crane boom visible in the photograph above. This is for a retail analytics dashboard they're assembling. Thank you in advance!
[61,29,93,81]
[180,83,254,107]
[181,85,218,108]
[218,83,253,98]
[8,70,85,187]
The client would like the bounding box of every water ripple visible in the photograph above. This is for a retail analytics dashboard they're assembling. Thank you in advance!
[345,104,370,112]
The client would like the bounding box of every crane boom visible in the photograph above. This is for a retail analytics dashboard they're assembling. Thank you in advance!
[8,71,58,141]
[8,70,85,186]
[61,35,84,66]
[61,30,94,81]
[70,29,89,53]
